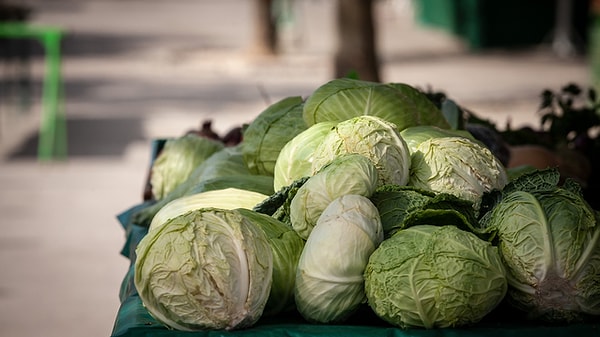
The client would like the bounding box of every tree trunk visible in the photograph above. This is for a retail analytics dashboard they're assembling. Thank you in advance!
[334,0,380,82]
[250,0,278,56]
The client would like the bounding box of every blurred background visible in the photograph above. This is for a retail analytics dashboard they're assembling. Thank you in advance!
[0,1,598,337]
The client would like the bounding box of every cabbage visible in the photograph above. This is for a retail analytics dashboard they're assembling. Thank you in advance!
[148,188,270,231]
[150,134,224,200]
[364,225,507,329]
[134,208,273,331]
[273,121,337,191]
[294,195,383,323]
[132,146,274,227]
[480,170,600,322]
[241,96,308,176]
[409,136,508,209]
[303,78,450,131]
[290,154,378,239]
[236,209,305,317]
[311,115,411,187]
[399,125,475,155]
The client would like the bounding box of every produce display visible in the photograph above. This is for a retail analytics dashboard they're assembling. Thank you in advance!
[112,78,600,336]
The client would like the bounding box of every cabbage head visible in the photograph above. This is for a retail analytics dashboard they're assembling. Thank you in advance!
[295,195,383,323]
[290,154,378,239]
[399,125,475,155]
[134,208,273,331]
[480,174,600,322]
[311,115,411,187]
[364,225,507,329]
[235,208,305,317]
[150,134,224,200]
[303,78,449,131]
[148,188,270,231]
[273,121,337,192]
[241,96,308,176]
[409,136,508,208]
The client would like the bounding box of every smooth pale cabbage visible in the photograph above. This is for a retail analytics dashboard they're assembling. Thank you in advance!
[133,146,273,227]
[409,137,508,208]
[148,188,269,231]
[290,154,378,239]
[303,78,450,131]
[480,177,600,322]
[241,96,308,176]
[273,121,337,191]
[311,115,411,187]
[134,208,273,331]
[150,134,224,200]
[364,225,507,329]
[236,208,305,317]
[295,195,383,323]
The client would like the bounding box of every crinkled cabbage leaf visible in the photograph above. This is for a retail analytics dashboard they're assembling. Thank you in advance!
[134,208,273,331]
[311,115,411,187]
[364,225,507,329]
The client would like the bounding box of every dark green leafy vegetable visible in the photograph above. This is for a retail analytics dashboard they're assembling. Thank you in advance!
[241,96,308,176]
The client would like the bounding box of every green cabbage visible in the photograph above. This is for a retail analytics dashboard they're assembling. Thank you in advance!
[294,195,383,323]
[290,154,379,239]
[400,125,475,155]
[150,134,224,200]
[480,170,600,322]
[303,78,450,131]
[148,188,270,231]
[241,96,308,176]
[409,136,508,209]
[311,115,411,187]
[132,146,273,227]
[364,225,507,328]
[236,209,305,317]
[134,208,273,331]
[273,121,337,191]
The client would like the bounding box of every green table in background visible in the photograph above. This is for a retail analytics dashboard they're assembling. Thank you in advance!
[0,22,66,161]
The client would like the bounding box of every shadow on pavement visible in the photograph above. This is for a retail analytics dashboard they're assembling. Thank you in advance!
[7,116,146,158]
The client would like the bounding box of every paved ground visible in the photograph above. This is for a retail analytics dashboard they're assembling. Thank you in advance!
[0,1,593,337]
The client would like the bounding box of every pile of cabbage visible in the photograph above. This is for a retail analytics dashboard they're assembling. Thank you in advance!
[130,78,600,332]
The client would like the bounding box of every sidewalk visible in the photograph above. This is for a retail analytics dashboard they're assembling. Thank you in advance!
[0,1,592,337]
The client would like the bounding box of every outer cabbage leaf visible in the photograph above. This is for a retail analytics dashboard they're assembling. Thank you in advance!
[150,134,224,200]
[480,186,600,322]
[134,208,273,331]
[273,121,337,191]
[295,195,383,323]
[149,188,270,231]
[311,115,411,187]
[303,78,449,131]
[290,154,378,239]
[364,225,507,329]
[409,137,508,209]
[236,209,305,317]
[241,96,308,176]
